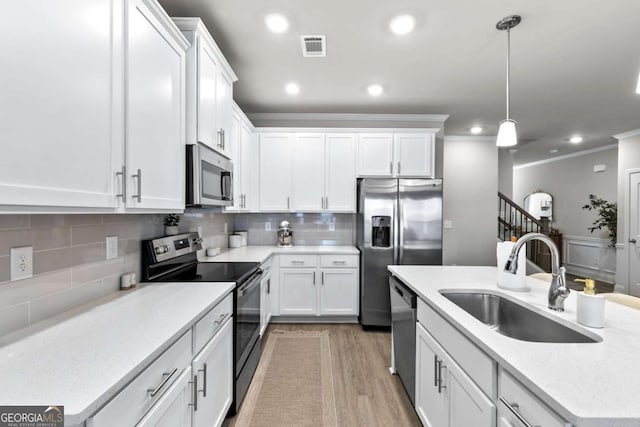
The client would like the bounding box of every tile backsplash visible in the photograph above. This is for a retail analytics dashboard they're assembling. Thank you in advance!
[234,213,355,246]
[0,211,234,337]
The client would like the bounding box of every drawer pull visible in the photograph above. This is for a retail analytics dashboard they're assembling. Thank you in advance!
[499,397,539,427]
[291,260,305,265]
[213,313,229,326]
[147,367,177,397]
[332,260,347,265]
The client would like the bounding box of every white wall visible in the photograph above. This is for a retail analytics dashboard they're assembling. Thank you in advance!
[443,136,498,266]
[498,149,514,198]
[513,146,618,239]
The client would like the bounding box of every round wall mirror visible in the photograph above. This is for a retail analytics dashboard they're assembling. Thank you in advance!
[524,192,553,221]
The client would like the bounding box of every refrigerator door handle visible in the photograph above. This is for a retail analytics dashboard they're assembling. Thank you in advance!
[398,199,404,264]
[393,196,399,264]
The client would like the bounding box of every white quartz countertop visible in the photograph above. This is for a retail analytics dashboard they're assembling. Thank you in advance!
[0,282,234,425]
[388,265,640,427]
[199,245,359,264]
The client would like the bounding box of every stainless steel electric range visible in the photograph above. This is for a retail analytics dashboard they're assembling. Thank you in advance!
[141,233,262,416]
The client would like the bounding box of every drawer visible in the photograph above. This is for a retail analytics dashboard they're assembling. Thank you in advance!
[498,369,569,427]
[320,254,358,268]
[417,298,496,398]
[193,292,233,355]
[279,254,317,268]
[87,331,192,427]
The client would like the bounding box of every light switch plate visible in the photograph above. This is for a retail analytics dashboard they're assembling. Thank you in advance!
[444,220,453,229]
[11,246,33,281]
[106,236,118,260]
[265,222,271,231]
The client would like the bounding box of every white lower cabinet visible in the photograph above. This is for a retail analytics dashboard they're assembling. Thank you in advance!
[498,369,571,427]
[260,263,273,336]
[136,367,193,427]
[277,255,359,317]
[192,318,233,427]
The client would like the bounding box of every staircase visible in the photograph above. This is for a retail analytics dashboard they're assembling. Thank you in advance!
[498,192,562,273]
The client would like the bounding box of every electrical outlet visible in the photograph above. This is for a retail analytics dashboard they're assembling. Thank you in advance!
[106,236,118,260]
[265,222,271,231]
[444,220,453,229]
[329,222,335,231]
[11,246,33,281]
[197,226,203,238]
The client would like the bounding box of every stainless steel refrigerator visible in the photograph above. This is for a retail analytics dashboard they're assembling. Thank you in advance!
[357,178,443,328]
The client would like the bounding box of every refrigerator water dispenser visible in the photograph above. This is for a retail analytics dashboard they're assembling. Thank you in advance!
[372,216,391,247]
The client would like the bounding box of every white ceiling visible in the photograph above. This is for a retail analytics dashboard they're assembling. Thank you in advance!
[159,0,640,165]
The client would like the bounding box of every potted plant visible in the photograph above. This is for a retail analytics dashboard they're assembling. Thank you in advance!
[582,194,617,248]
[163,214,181,236]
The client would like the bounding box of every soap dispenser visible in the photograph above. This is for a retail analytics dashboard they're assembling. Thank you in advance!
[575,278,605,328]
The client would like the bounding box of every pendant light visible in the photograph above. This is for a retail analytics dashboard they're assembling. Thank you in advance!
[496,15,521,147]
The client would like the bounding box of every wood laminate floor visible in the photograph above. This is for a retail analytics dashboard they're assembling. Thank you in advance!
[229,323,421,427]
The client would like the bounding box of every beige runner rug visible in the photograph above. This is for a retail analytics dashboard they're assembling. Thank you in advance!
[233,330,338,427]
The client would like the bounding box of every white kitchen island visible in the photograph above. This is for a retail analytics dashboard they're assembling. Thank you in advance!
[389,265,640,427]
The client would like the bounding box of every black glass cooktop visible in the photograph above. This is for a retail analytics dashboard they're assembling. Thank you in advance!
[156,262,260,284]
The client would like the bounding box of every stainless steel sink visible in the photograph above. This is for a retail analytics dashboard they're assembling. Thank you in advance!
[440,291,601,343]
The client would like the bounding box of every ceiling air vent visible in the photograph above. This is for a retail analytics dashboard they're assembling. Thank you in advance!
[301,35,326,57]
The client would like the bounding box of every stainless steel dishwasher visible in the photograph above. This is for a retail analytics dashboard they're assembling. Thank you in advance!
[390,276,417,405]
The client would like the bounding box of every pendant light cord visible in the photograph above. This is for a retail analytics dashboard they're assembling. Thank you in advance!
[506,27,510,120]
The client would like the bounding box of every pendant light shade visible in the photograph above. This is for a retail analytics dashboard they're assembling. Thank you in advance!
[496,15,521,147]
[497,119,518,147]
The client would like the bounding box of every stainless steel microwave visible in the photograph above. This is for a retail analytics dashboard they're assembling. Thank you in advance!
[186,143,233,207]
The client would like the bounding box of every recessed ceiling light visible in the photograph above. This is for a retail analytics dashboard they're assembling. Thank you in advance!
[389,15,416,35]
[367,84,383,96]
[470,126,484,134]
[265,13,289,34]
[285,83,300,95]
[569,136,583,144]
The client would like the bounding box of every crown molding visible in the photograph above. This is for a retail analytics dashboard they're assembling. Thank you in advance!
[514,143,618,170]
[613,128,640,140]
[145,0,190,50]
[246,113,449,124]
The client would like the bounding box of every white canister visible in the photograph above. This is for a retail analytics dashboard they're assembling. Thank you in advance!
[576,292,605,328]
[496,241,529,291]
[235,231,248,246]
[229,234,243,248]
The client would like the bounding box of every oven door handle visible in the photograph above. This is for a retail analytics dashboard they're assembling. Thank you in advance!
[238,269,263,296]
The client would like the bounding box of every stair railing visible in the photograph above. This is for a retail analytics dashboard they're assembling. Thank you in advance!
[498,192,544,266]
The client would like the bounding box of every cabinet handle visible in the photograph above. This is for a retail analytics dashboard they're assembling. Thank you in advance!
[190,374,198,411]
[499,397,539,427]
[132,169,142,202]
[198,363,207,397]
[267,278,271,294]
[116,166,126,200]
[398,162,401,175]
[433,355,439,387]
[321,271,324,285]
[437,359,446,393]
[390,161,393,175]
[325,197,329,210]
[222,129,225,149]
[147,367,177,397]
[242,194,246,208]
[313,271,316,285]
[217,129,223,149]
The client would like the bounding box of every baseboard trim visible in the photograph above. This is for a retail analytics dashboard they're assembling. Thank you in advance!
[270,315,359,324]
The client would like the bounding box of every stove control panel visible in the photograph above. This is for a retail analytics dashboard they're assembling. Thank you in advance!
[146,232,203,264]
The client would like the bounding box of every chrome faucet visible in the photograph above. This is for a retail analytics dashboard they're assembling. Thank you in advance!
[504,233,570,311]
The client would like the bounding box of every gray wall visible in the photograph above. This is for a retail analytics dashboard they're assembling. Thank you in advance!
[0,212,233,337]
[498,149,514,198]
[443,136,498,266]
[514,147,618,239]
[617,136,640,242]
[234,213,354,246]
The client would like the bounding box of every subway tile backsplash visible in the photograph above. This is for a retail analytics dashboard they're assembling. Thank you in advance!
[0,211,234,337]
[234,213,355,246]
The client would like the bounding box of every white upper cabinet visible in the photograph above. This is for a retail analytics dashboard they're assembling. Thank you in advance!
[357,134,395,176]
[0,0,122,210]
[173,18,237,159]
[125,0,187,210]
[325,134,357,212]
[358,132,436,178]
[292,133,326,212]
[227,104,257,212]
[259,133,293,211]
[394,133,434,177]
[0,0,188,212]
